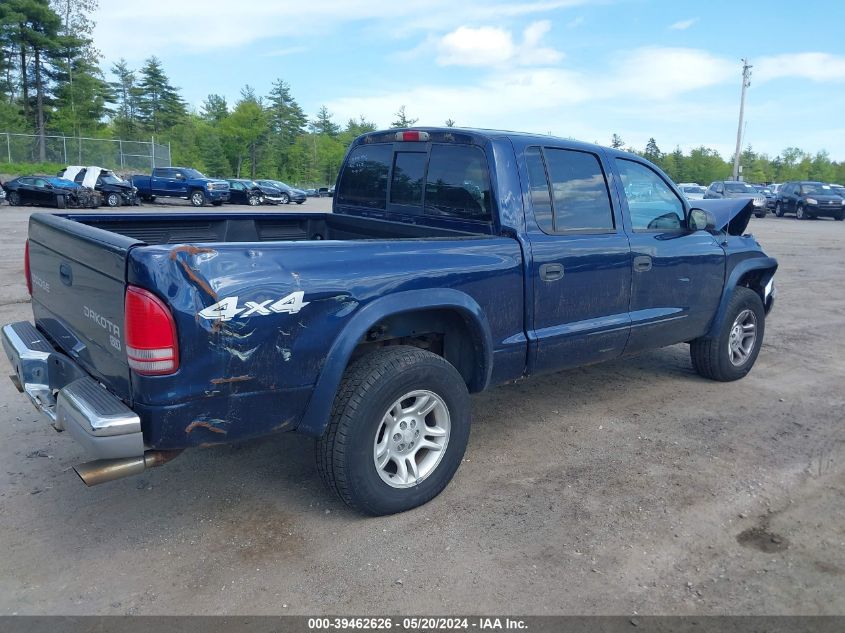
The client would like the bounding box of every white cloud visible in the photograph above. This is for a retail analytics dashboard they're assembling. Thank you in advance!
[607,47,735,98]
[93,0,592,62]
[566,16,585,28]
[669,18,698,30]
[755,53,845,82]
[435,21,563,67]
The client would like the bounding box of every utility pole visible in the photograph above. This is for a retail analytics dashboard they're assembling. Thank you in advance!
[732,58,752,181]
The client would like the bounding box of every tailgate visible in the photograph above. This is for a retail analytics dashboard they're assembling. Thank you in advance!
[28,214,143,401]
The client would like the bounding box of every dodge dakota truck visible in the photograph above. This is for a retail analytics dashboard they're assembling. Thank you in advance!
[130,167,230,206]
[3,128,777,516]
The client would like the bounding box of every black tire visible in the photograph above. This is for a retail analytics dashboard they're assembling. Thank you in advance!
[211,200,223,207]
[55,194,66,209]
[248,194,261,206]
[279,192,290,205]
[835,211,844,221]
[796,204,806,220]
[690,287,765,382]
[317,346,471,516]
[774,202,783,217]
[754,212,765,218]
[8,191,21,206]
[295,200,304,205]
[190,189,207,207]
[105,192,121,207]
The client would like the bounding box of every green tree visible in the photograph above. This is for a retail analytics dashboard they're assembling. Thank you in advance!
[220,92,269,178]
[391,105,417,128]
[136,56,186,134]
[610,133,624,149]
[310,105,340,137]
[200,93,228,124]
[445,118,455,127]
[643,137,663,165]
[265,79,307,178]
[109,59,140,137]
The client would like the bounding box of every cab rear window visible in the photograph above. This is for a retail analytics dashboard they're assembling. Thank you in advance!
[337,143,492,223]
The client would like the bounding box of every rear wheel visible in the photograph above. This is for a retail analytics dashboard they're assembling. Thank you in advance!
[316,346,471,516]
[190,190,207,207]
[690,287,765,382]
[8,191,20,206]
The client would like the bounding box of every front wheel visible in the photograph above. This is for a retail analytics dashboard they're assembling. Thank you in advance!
[796,204,806,220]
[774,202,783,217]
[316,346,471,516]
[8,191,21,206]
[690,287,765,382]
[190,190,207,207]
[248,194,261,206]
[279,192,290,205]
[835,211,844,221]
[105,192,121,207]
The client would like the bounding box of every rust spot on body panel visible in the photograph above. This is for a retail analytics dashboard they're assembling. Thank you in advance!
[210,374,253,385]
[185,420,228,435]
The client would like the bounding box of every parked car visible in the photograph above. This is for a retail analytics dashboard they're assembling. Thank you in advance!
[255,180,306,205]
[829,184,845,199]
[317,186,331,197]
[4,127,777,516]
[752,185,776,210]
[305,188,318,197]
[2,176,100,208]
[226,179,267,206]
[679,185,706,201]
[704,180,767,217]
[677,182,702,188]
[59,166,138,207]
[774,181,845,220]
[0,185,5,202]
[130,167,230,206]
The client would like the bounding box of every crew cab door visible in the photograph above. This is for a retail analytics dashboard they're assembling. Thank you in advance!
[522,145,632,374]
[613,157,724,352]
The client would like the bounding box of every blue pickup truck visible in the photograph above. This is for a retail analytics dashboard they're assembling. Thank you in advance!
[130,167,230,206]
[3,128,776,516]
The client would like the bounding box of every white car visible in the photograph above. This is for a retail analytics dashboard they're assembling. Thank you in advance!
[680,185,706,201]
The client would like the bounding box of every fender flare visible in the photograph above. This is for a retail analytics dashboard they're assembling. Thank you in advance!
[296,288,494,437]
[705,256,778,338]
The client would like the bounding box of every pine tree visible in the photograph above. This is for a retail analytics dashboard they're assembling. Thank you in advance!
[610,133,624,149]
[310,105,340,137]
[109,59,139,136]
[137,56,186,134]
[200,94,228,124]
[391,105,418,128]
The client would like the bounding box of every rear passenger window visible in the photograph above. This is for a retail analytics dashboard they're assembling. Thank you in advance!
[424,145,491,222]
[390,152,426,206]
[616,159,684,231]
[524,147,553,231]
[543,148,615,232]
[337,144,392,209]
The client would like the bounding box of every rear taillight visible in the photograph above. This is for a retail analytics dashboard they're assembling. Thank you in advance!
[24,240,32,295]
[124,286,179,375]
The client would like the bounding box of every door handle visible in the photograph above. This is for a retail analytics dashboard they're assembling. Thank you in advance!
[539,263,564,282]
[59,262,73,286]
[633,255,652,272]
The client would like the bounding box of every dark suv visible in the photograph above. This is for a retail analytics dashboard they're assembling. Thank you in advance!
[704,181,767,217]
[775,181,845,220]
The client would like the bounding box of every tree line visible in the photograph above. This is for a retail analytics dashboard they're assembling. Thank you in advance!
[2,1,844,186]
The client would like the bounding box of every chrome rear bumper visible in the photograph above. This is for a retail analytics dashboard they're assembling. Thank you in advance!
[2,321,144,460]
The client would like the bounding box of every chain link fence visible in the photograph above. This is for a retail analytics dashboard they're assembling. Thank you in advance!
[1,132,171,171]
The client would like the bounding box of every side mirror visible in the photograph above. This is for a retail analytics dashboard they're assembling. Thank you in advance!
[689,208,716,232]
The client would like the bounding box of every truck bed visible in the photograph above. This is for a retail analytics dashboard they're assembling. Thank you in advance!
[65,211,486,244]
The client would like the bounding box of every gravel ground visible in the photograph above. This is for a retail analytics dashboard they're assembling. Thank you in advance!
[0,204,842,615]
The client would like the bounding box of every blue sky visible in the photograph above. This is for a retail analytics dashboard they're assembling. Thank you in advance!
[93,0,845,160]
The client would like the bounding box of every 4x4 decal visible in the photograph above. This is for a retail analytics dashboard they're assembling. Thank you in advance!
[198,291,309,322]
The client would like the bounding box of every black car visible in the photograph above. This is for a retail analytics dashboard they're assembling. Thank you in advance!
[59,166,138,207]
[255,179,306,204]
[704,180,768,217]
[774,181,845,220]
[226,179,266,206]
[752,184,776,210]
[3,176,100,208]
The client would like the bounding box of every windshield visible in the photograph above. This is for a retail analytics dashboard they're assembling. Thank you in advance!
[682,186,705,194]
[724,183,755,193]
[100,172,125,185]
[800,183,833,195]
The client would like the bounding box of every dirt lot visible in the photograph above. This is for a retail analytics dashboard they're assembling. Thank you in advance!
[0,203,842,615]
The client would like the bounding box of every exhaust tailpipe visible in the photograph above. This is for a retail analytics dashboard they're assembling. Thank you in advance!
[74,450,182,486]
